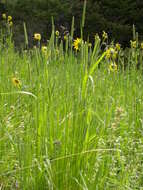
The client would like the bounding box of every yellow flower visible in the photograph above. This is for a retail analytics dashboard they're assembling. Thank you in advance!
[9,21,13,27]
[106,48,117,60]
[73,38,82,51]
[55,30,59,37]
[106,49,111,59]
[115,43,121,51]
[141,42,143,50]
[109,62,117,72]
[12,77,21,88]
[2,13,6,19]
[8,15,12,22]
[34,33,41,41]
[130,40,136,48]
[102,31,108,40]
[41,46,47,54]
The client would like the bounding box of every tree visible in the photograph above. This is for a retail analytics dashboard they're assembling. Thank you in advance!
[1,0,143,46]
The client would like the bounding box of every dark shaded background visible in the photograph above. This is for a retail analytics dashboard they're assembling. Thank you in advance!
[0,0,143,47]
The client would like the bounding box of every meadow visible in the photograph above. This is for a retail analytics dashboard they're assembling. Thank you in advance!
[0,13,143,190]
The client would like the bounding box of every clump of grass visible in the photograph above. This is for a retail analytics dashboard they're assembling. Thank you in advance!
[0,6,143,190]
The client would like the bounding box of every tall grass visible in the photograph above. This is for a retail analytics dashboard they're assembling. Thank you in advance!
[0,7,143,190]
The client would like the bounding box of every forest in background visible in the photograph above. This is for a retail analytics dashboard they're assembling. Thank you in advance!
[0,0,143,47]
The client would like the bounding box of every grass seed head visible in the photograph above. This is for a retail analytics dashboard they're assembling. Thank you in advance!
[102,31,108,40]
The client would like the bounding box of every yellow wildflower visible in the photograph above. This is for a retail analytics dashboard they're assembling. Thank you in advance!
[130,40,136,48]
[140,42,143,50]
[41,46,47,54]
[9,21,13,27]
[73,38,82,51]
[115,43,121,51]
[109,62,117,72]
[34,33,41,41]
[55,30,59,37]
[106,49,111,59]
[106,47,117,60]
[12,77,21,88]
[2,13,6,19]
[8,15,12,22]
[102,31,108,40]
